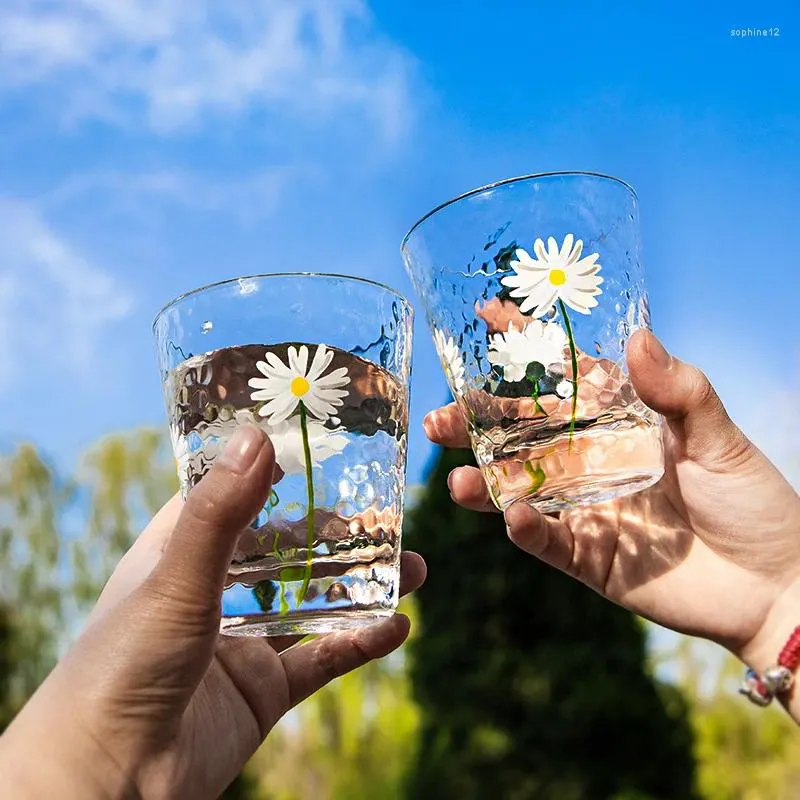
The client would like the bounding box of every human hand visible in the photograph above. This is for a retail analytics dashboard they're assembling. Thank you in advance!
[424,330,800,697]
[0,426,426,799]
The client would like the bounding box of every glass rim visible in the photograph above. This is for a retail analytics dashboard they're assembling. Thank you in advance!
[401,170,637,249]
[152,271,412,332]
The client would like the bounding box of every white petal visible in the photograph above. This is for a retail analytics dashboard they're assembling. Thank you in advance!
[573,253,599,275]
[523,284,559,317]
[248,375,278,393]
[562,291,597,314]
[254,359,272,379]
[566,238,583,265]
[250,388,278,405]
[559,233,574,259]
[547,236,560,260]
[288,345,309,376]
[543,323,568,349]
[315,367,350,388]
[307,344,334,381]
[264,352,294,377]
[302,393,337,421]
[500,273,526,290]
[260,393,299,423]
[513,247,534,267]
[504,363,526,382]
[533,238,548,262]
[556,379,574,398]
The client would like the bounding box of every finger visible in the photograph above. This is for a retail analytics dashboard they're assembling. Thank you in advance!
[398,550,427,595]
[448,466,497,512]
[146,425,275,612]
[504,500,576,574]
[215,551,426,737]
[627,330,752,466]
[423,403,470,448]
[281,614,411,708]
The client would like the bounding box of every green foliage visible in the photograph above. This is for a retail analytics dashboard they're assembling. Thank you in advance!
[221,769,264,799]
[0,432,176,725]
[2,429,799,798]
[0,444,71,721]
[403,445,697,800]
[250,598,421,799]
[664,637,800,799]
[74,429,177,605]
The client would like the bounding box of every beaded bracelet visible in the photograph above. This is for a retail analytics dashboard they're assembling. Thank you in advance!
[740,625,800,707]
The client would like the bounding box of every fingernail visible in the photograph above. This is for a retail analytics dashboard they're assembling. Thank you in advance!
[218,425,265,474]
[504,500,535,530]
[446,470,456,493]
[644,331,672,370]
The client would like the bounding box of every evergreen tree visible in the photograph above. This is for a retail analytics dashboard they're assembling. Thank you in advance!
[404,445,697,800]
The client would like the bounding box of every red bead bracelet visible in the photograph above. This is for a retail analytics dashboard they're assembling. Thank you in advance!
[740,625,800,707]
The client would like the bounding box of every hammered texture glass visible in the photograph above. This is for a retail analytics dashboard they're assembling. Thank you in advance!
[402,173,664,512]
[153,274,413,636]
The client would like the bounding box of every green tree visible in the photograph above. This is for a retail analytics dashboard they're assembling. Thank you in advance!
[73,429,177,605]
[0,444,70,721]
[664,636,800,799]
[250,598,421,799]
[404,446,697,800]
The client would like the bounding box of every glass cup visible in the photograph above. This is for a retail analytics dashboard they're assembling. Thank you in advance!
[153,273,413,636]
[402,172,664,513]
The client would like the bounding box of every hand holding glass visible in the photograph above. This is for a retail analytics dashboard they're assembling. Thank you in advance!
[154,274,413,636]
[402,172,663,512]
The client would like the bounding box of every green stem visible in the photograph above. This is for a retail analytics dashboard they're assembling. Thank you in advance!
[297,401,315,606]
[531,377,546,416]
[266,490,281,558]
[557,298,579,444]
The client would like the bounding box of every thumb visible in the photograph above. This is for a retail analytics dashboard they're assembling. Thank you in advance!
[627,330,751,465]
[145,425,275,617]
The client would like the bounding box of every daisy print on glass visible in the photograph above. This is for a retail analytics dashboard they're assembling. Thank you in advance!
[249,343,350,424]
[487,320,568,383]
[154,274,413,637]
[403,172,664,515]
[501,234,603,318]
[433,328,467,393]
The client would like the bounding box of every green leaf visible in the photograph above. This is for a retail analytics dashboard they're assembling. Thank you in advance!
[523,460,546,492]
[526,361,546,380]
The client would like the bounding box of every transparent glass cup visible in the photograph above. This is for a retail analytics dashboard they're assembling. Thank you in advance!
[402,172,664,513]
[153,274,413,636]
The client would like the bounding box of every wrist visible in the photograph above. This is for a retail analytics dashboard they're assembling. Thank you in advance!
[738,576,800,721]
[0,681,141,799]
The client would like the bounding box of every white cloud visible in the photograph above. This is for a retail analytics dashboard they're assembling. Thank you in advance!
[0,0,413,141]
[0,199,132,389]
[44,167,309,226]
[670,327,800,490]
[743,383,800,491]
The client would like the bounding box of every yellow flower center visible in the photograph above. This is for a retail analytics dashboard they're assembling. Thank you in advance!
[549,268,567,286]
[290,376,310,397]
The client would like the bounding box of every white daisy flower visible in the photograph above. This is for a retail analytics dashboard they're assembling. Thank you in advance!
[267,418,349,475]
[433,328,467,393]
[555,379,574,399]
[169,424,191,477]
[501,234,603,318]
[248,344,350,424]
[487,321,568,383]
[626,301,638,333]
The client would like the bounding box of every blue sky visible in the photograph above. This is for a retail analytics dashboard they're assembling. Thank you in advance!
[0,0,797,490]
